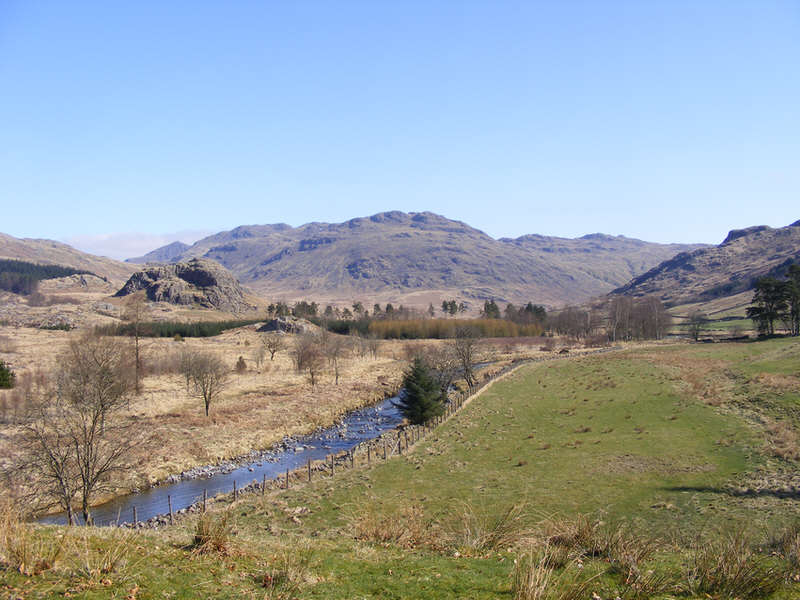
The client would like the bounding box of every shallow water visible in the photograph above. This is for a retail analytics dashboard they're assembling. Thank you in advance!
[40,395,403,526]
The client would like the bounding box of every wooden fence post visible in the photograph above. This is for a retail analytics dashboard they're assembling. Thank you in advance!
[330,454,335,476]
[308,458,312,482]
[132,506,137,526]
[203,489,207,513]
[168,495,173,525]
[367,445,371,464]
[262,473,266,496]
[383,439,387,460]
[285,469,289,489]
[233,480,237,501]
[349,451,354,468]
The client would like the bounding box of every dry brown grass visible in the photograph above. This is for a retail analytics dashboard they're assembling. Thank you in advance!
[766,420,800,461]
[683,529,787,598]
[192,509,235,555]
[511,545,601,600]
[0,324,407,495]
[347,500,434,549]
[446,502,533,554]
[0,504,63,576]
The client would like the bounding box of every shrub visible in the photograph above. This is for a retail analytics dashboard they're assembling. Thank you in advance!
[0,360,15,389]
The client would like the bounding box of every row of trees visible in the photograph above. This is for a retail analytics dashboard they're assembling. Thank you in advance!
[548,296,671,342]
[747,265,800,336]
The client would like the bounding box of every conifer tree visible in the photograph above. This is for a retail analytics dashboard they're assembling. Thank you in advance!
[394,357,445,425]
[0,360,15,389]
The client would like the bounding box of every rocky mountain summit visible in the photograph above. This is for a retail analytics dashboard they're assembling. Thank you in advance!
[613,220,800,306]
[115,258,256,313]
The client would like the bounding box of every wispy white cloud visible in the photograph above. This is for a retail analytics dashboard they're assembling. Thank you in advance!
[62,230,212,261]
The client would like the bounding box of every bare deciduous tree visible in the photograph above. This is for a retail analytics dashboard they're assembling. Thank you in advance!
[687,311,708,341]
[323,334,349,385]
[183,351,229,416]
[252,344,267,370]
[121,292,150,394]
[262,334,285,361]
[451,327,481,388]
[15,334,137,525]
[291,333,325,386]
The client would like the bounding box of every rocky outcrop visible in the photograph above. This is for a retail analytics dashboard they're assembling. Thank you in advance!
[257,316,309,334]
[115,258,255,313]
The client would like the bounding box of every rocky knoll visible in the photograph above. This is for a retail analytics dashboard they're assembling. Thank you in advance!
[613,220,800,306]
[115,258,256,313]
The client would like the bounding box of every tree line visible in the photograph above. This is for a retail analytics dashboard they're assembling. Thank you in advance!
[0,258,92,296]
[549,296,671,342]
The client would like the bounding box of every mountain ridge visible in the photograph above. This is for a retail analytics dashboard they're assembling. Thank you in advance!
[130,211,706,306]
[613,220,800,306]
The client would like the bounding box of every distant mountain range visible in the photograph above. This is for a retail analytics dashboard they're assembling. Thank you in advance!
[613,220,800,306]
[126,211,705,306]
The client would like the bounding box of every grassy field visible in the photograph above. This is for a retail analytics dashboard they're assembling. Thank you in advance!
[2,338,800,598]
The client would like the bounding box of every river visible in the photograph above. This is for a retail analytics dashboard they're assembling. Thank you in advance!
[40,394,404,526]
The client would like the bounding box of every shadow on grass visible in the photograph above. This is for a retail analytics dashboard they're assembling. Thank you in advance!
[665,485,800,500]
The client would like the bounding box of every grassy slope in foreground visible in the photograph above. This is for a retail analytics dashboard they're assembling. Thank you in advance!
[4,339,800,598]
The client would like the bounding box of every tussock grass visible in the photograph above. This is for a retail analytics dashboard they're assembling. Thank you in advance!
[192,510,235,555]
[63,528,136,581]
[257,540,318,599]
[683,529,787,599]
[0,506,62,576]
[347,501,435,549]
[447,502,533,554]
[512,545,600,600]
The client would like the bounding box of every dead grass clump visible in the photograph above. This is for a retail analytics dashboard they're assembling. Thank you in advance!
[64,529,136,581]
[683,529,786,599]
[257,541,317,599]
[0,506,63,576]
[192,510,235,555]
[766,420,800,461]
[512,545,600,600]
[447,502,532,554]
[543,515,603,556]
[349,502,434,549]
[767,522,800,568]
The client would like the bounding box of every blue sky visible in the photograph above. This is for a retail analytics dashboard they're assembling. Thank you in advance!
[1,1,798,259]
